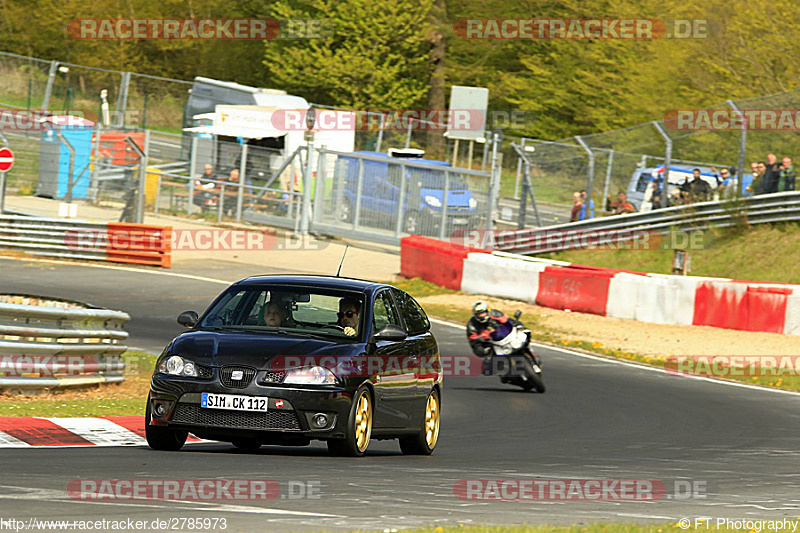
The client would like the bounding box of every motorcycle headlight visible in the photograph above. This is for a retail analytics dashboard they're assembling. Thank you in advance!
[424,195,442,208]
[158,355,198,377]
[469,197,477,209]
[284,366,336,385]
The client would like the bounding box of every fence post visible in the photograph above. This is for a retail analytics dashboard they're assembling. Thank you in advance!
[313,145,326,224]
[89,123,102,202]
[299,141,313,234]
[375,114,385,153]
[115,72,131,128]
[187,136,198,215]
[136,130,150,223]
[394,163,408,237]
[405,119,413,149]
[513,138,526,199]
[486,131,502,231]
[728,99,746,194]
[602,148,615,206]
[574,135,595,219]
[652,121,672,208]
[236,143,248,222]
[41,60,58,111]
[439,170,450,240]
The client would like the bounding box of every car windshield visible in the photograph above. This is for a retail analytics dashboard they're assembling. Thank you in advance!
[410,168,469,190]
[197,285,365,340]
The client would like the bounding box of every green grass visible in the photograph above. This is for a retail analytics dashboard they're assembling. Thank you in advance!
[547,223,800,283]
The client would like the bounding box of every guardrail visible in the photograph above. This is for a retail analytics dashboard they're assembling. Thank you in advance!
[493,191,800,254]
[0,215,172,267]
[0,295,130,388]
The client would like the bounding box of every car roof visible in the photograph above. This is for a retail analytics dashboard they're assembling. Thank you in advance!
[235,274,390,293]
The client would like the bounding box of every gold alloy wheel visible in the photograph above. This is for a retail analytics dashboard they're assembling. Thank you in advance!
[425,392,440,449]
[354,392,373,452]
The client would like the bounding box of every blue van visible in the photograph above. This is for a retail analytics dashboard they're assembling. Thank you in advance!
[337,151,479,235]
[626,165,722,211]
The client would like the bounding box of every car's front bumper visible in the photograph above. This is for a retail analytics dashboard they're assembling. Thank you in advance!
[149,373,352,441]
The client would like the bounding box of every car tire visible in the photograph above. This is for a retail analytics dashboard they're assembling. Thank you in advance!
[399,389,440,455]
[145,395,188,451]
[232,439,262,450]
[327,386,373,457]
[404,210,420,234]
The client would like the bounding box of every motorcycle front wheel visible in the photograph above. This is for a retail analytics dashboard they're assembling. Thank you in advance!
[519,357,546,393]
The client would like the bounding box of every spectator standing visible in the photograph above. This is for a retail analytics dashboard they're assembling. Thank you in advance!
[570,191,582,222]
[608,191,635,214]
[750,162,767,195]
[681,168,712,202]
[763,153,781,194]
[778,157,796,192]
[578,189,594,220]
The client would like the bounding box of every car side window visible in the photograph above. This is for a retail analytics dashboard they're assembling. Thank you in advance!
[392,289,429,335]
[373,291,401,332]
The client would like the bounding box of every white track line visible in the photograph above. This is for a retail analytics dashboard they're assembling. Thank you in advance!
[428,317,800,398]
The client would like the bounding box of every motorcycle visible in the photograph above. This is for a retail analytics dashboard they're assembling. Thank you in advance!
[482,311,545,393]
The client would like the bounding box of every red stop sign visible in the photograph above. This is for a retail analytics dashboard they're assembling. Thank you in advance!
[0,148,13,172]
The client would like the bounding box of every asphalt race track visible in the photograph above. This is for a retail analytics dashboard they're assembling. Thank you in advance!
[2,256,800,531]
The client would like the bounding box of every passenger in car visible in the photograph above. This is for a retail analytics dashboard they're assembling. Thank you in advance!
[261,302,293,327]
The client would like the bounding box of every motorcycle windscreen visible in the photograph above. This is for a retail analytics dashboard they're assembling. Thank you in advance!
[490,322,513,341]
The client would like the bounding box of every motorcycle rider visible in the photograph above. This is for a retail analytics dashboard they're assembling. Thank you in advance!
[466,301,511,358]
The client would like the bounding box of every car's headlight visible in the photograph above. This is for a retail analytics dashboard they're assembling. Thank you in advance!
[469,197,477,209]
[284,366,336,385]
[424,195,442,208]
[158,355,198,377]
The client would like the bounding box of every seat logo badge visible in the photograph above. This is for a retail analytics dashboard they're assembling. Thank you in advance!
[231,370,244,380]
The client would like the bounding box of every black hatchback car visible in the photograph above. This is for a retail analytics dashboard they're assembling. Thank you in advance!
[146,275,442,457]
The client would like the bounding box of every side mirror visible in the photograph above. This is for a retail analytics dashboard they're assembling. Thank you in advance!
[372,324,407,342]
[177,311,199,328]
[514,310,522,320]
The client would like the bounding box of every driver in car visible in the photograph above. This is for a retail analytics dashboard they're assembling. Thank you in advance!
[337,298,361,337]
[466,301,511,357]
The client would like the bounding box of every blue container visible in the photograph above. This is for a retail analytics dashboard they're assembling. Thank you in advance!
[37,125,94,199]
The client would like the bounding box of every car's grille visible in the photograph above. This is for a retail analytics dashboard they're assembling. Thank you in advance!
[172,403,301,431]
[260,370,286,384]
[220,366,256,388]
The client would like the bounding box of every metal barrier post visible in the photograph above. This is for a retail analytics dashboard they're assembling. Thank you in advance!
[652,121,672,208]
[574,135,595,219]
[218,183,225,223]
[154,173,162,214]
[376,114,385,153]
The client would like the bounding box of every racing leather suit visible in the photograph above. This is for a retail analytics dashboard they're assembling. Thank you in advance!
[466,309,511,357]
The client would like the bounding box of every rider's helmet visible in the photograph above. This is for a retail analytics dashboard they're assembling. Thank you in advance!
[472,301,489,323]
